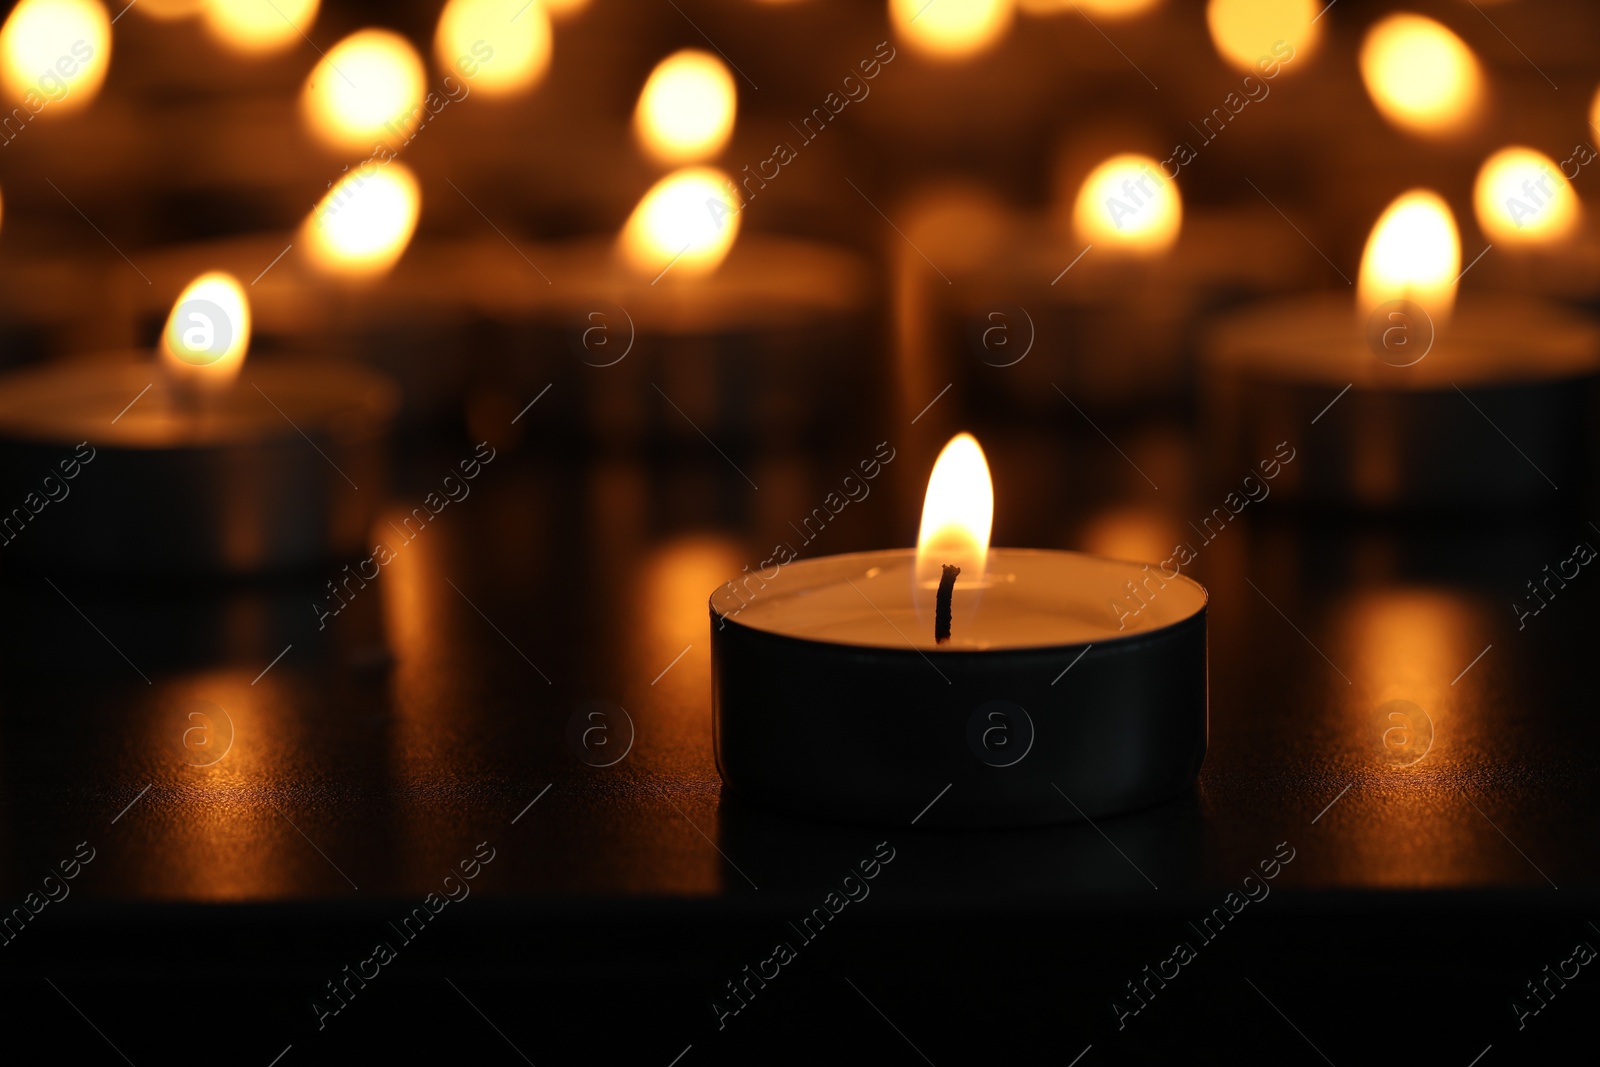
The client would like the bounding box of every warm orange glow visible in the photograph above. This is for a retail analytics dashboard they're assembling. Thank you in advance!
[1206,0,1318,72]
[634,50,736,165]
[303,162,421,277]
[890,0,1013,61]
[618,167,740,279]
[644,535,745,654]
[0,0,111,113]
[435,0,551,97]
[1474,147,1579,246]
[138,0,206,17]
[1072,153,1181,255]
[542,0,591,15]
[301,29,427,151]
[1019,0,1160,16]
[916,433,994,585]
[1360,14,1482,136]
[1080,505,1178,564]
[202,0,319,54]
[160,272,252,389]
[1358,190,1461,327]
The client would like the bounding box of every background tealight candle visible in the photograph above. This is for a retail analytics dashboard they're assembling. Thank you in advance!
[1203,189,1600,509]
[0,272,398,574]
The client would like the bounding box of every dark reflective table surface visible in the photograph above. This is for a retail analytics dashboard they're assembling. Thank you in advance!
[2,414,1595,1063]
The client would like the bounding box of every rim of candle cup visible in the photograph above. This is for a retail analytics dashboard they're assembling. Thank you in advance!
[709,547,1208,655]
[0,353,400,448]
[1203,291,1600,390]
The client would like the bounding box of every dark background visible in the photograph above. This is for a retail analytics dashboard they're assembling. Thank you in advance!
[1,0,1598,1063]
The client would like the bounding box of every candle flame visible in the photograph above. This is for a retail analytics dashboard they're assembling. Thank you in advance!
[302,28,427,151]
[890,0,1013,61]
[0,0,110,113]
[303,161,421,277]
[1358,190,1461,328]
[160,272,251,389]
[1360,14,1482,136]
[916,433,993,585]
[618,167,740,279]
[435,0,550,98]
[1473,146,1579,247]
[1205,0,1319,72]
[203,0,319,54]
[1072,153,1181,255]
[633,49,736,166]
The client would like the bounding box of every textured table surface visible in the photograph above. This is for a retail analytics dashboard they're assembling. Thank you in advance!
[1,424,1594,1063]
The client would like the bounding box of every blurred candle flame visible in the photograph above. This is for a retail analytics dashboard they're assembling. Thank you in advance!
[1072,153,1181,255]
[916,433,993,587]
[1590,85,1600,153]
[435,0,550,98]
[203,0,320,54]
[1358,190,1461,329]
[619,167,740,279]
[159,272,251,389]
[890,0,1013,61]
[1360,14,1482,136]
[633,49,736,165]
[1206,0,1318,72]
[542,0,591,16]
[302,28,427,151]
[1474,147,1579,247]
[303,161,421,277]
[0,0,110,113]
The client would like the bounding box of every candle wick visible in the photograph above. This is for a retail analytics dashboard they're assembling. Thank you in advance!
[935,564,961,645]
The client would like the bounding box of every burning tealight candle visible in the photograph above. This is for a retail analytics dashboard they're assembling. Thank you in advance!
[710,434,1208,827]
[0,273,398,573]
[515,57,876,448]
[1203,190,1600,508]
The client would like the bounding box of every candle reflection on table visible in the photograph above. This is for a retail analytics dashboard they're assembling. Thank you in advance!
[1317,587,1502,887]
[143,670,382,900]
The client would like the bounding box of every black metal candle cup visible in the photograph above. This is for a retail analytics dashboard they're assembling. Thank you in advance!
[0,355,398,574]
[710,549,1207,828]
